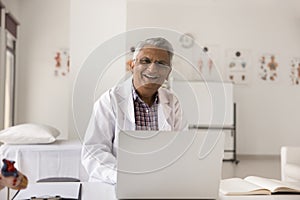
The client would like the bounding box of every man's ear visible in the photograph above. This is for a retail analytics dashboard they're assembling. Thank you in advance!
[126,59,134,72]
[129,60,135,71]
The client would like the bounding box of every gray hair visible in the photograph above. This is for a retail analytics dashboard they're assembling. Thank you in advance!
[132,37,174,62]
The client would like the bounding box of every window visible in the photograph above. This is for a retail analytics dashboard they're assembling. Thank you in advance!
[4,32,16,128]
[4,13,18,128]
[0,3,4,129]
[0,8,19,129]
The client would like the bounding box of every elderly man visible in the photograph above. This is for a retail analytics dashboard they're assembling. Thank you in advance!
[82,37,187,184]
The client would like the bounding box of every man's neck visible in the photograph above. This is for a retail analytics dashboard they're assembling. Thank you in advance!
[137,89,157,106]
[141,95,156,107]
[132,80,160,106]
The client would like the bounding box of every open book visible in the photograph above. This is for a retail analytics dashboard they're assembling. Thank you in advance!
[220,176,300,195]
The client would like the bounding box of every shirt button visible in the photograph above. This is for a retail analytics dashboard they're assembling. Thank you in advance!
[146,109,149,113]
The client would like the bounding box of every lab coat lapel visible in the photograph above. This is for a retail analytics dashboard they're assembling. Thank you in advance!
[117,78,135,130]
[158,89,172,130]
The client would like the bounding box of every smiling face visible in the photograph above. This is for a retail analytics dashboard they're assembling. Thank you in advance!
[131,46,171,98]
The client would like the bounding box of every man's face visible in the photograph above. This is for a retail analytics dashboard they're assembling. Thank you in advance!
[131,46,171,95]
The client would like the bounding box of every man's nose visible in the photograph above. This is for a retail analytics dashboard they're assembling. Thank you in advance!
[147,62,159,71]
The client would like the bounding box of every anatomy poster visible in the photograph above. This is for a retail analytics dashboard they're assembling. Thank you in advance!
[196,45,221,81]
[258,53,279,82]
[290,57,300,85]
[225,49,251,84]
[54,49,70,77]
[172,44,221,81]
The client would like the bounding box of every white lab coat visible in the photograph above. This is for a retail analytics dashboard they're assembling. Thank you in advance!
[81,77,188,184]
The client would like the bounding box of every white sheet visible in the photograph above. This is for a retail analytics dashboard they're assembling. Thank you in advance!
[0,140,88,183]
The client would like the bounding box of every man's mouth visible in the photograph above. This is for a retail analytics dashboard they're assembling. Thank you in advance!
[143,74,160,79]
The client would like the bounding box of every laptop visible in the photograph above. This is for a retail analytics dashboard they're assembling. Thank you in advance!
[116,130,225,199]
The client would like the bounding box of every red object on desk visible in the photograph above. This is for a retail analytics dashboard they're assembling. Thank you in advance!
[1,159,18,177]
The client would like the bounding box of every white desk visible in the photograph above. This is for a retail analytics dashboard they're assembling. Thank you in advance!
[13,182,300,200]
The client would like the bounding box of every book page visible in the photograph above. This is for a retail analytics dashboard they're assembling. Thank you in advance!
[285,182,300,191]
[245,176,300,193]
[220,178,271,195]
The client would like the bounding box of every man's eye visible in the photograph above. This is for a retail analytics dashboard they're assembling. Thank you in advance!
[157,61,167,66]
[139,58,151,64]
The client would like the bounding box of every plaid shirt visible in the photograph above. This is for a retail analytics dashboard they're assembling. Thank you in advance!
[132,87,159,130]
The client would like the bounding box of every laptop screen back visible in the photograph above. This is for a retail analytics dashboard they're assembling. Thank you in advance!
[116,130,225,199]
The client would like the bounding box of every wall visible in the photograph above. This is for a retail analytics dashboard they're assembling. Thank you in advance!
[2,0,127,139]
[4,0,299,153]
[69,0,127,139]
[127,0,300,154]
[16,0,70,138]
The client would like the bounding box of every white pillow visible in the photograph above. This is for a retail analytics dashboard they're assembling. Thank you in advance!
[0,123,60,144]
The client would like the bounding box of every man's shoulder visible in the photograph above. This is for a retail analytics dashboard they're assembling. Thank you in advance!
[159,86,176,95]
[158,87,179,102]
[111,77,132,94]
[97,78,131,100]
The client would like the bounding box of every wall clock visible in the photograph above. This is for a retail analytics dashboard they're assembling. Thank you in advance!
[179,33,194,48]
